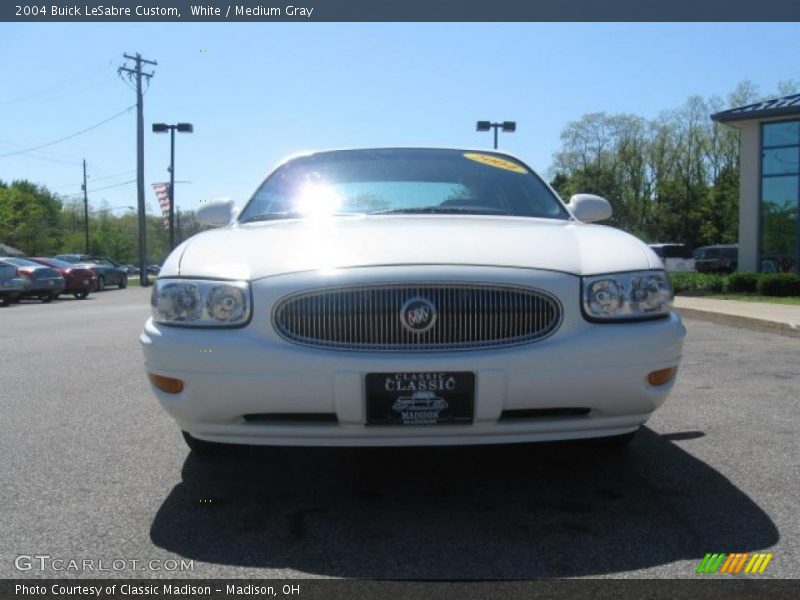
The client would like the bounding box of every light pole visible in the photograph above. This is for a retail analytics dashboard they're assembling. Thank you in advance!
[152,122,193,250]
[476,121,516,149]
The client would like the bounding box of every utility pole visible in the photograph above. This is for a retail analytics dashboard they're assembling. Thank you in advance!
[82,159,89,253]
[119,52,157,286]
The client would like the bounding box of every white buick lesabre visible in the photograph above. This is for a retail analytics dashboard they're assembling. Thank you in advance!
[141,148,685,452]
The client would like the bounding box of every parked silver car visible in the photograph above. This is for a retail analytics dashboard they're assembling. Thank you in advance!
[0,260,30,306]
[1,257,65,303]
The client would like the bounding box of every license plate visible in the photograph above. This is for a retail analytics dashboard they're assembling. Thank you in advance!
[83,279,90,285]
[365,372,475,426]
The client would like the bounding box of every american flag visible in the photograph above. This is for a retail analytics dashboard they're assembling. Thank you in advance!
[151,182,171,229]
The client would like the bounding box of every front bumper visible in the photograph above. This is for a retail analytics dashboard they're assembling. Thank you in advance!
[63,277,97,292]
[22,279,65,295]
[141,266,686,447]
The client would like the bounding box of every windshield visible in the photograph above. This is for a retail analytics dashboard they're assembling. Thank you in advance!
[238,148,569,223]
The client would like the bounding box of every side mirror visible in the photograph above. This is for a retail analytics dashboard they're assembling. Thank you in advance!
[197,198,235,227]
[567,194,613,223]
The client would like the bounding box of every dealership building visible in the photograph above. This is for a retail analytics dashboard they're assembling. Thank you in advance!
[712,93,800,273]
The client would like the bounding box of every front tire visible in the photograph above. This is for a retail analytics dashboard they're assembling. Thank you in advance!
[182,431,230,456]
[97,276,105,291]
[118,275,127,289]
[40,293,54,303]
[73,290,89,300]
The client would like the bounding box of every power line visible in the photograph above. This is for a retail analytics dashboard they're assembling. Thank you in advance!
[89,179,136,193]
[0,139,84,166]
[0,63,106,106]
[0,58,116,106]
[52,169,136,190]
[0,106,135,159]
[33,77,118,106]
[0,150,82,167]
[61,179,136,199]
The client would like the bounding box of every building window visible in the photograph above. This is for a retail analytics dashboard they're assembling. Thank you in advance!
[760,120,800,273]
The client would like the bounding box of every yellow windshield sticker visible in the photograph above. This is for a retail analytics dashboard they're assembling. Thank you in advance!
[463,153,528,174]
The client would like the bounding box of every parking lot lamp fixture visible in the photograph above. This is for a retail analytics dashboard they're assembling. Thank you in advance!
[476,120,516,149]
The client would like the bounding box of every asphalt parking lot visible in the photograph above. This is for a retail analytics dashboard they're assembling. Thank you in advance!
[1,287,798,579]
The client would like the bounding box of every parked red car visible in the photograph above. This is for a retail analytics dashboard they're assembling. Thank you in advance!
[30,257,98,299]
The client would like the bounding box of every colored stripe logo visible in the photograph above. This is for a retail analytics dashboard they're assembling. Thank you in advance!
[696,552,773,574]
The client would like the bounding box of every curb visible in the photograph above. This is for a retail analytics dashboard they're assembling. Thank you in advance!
[676,307,800,339]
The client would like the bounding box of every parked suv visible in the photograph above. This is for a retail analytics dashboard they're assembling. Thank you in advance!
[649,243,696,272]
[55,254,128,290]
[694,245,739,274]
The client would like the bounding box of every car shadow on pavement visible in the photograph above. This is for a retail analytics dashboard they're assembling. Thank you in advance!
[150,427,778,577]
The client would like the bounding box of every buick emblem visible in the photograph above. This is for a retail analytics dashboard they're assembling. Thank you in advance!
[400,297,437,334]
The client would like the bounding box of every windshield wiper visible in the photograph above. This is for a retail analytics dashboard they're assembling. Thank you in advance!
[241,206,514,222]
[240,211,356,223]
[240,212,304,223]
[368,206,513,216]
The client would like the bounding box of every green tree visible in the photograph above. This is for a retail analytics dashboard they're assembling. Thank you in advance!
[0,180,63,255]
[549,81,792,249]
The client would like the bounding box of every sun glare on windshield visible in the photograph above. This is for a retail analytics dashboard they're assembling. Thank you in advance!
[295,183,344,218]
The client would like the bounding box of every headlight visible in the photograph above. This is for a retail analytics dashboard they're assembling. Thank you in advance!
[151,279,251,327]
[582,270,672,321]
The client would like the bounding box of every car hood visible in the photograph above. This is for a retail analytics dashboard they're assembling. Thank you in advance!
[169,215,658,280]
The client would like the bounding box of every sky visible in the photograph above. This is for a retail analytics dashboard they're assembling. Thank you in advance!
[0,22,799,216]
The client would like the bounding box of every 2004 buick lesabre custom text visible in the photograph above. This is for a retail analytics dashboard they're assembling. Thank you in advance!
[140,148,685,452]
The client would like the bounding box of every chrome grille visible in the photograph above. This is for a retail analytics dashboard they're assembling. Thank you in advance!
[273,284,562,351]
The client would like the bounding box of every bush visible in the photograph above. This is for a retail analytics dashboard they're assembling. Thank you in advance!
[756,274,800,297]
[670,272,726,294]
[727,272,759,293]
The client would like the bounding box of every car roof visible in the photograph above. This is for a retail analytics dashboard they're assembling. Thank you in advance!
[269,146,541,173]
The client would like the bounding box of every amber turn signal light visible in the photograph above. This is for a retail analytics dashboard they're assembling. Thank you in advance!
[148,373,184,394]
[647,367,677,386]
